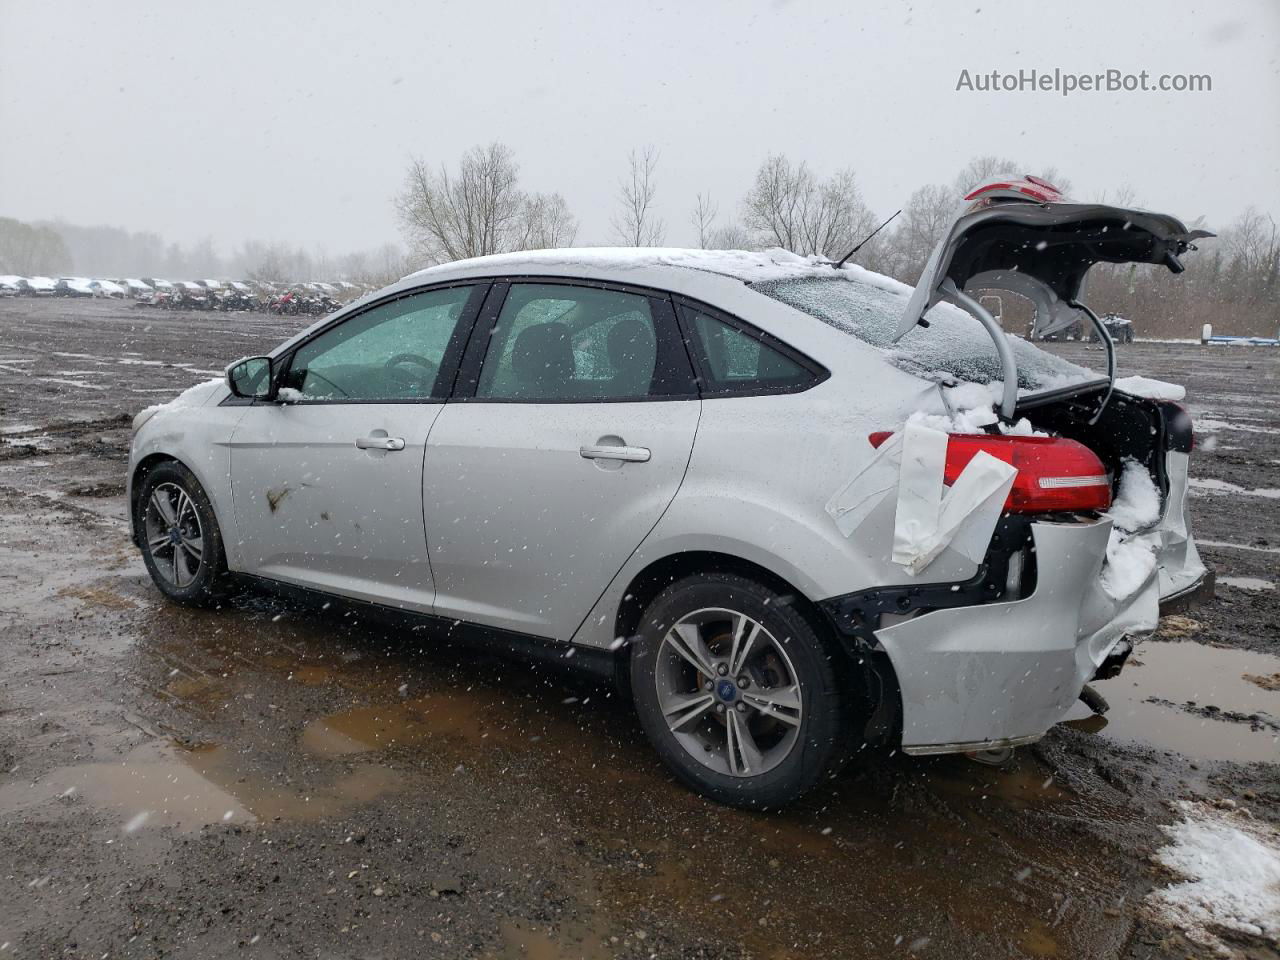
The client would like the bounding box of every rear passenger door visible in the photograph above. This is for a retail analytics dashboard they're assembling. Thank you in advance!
[423,280,700,640]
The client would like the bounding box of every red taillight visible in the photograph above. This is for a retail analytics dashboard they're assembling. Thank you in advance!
[868,432,1111,514]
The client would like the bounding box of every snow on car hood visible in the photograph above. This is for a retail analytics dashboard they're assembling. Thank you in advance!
[133,377,227,432]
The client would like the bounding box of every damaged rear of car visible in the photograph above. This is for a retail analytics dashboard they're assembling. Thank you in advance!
[755,180,1213,758]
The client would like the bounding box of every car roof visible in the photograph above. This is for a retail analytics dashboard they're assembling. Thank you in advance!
[401,246,912,294]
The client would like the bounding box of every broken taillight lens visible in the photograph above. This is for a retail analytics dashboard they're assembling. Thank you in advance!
[868,432,1112,514]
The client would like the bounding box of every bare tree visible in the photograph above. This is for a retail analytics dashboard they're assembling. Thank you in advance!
[516,192,578,250]
[743,155,876,259]
[1036,166,1073,197]
[612,146,665,246]
[951,155,1022,195]
[690,192,719,248]
[396,142,526,264]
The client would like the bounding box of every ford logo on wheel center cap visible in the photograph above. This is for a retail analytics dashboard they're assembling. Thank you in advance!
[716,679,737,702]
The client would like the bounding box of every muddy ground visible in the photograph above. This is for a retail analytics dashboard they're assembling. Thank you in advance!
[0,297,1277,959]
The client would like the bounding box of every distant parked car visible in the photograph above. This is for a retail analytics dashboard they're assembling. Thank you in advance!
[55,277,96,298]
[121,278,153,294]
[1088,313,1135,344]
[174,281,212,309]
[90,279,127,298]
[25,276,57,296]
[0,276,21,297]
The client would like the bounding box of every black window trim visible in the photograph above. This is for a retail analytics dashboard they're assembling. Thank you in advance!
[672,294,830,398]
[450,275,700,405]
[221,280,491,407]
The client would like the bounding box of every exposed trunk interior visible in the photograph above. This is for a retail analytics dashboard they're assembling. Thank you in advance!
[1016,384,1190,502]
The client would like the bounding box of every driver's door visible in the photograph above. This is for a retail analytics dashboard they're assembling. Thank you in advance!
[227,283,485,611]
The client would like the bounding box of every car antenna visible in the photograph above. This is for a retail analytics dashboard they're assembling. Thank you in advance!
[833,209,901,268]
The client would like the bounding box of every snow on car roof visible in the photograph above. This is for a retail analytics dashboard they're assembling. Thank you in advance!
[406,246,913,296]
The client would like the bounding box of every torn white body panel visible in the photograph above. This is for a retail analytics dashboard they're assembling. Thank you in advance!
[877,518,1141,754]
[825,431,904,539]
[1153,451,1209,600]
[826,423,1016,576]
[889,424,1016,574]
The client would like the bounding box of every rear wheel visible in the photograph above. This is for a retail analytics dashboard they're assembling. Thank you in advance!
[629,573,849,808]
[135,461,230,606]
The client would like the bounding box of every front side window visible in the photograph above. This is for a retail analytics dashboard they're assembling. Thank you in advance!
[282,285,477,401]
[475,283,689,401]
[678,303,820,394]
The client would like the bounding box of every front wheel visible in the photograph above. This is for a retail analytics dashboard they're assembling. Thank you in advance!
[629,573,850,808]
[135,461,230,606]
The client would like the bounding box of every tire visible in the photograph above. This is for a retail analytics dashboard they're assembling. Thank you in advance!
[134,460,230,606]
[629,572,850,809]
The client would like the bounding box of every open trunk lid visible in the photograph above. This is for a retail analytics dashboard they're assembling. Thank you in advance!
[898,182,1211,418]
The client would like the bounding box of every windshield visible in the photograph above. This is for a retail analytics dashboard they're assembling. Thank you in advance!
[752,275,1097,393]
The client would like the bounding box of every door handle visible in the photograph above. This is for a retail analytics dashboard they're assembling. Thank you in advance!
[579,444,650,463]
[355,436,406,451]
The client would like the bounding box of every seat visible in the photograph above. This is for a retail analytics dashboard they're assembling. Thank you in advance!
[605,315,656,396]
[511,321,575,397]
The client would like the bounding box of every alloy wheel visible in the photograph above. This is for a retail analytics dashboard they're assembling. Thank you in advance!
[143,481,205,588]
[654,607,803,778]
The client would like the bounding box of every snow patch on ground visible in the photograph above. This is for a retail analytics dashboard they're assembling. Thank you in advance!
[1190,478,1280,499]
[1115,375,1186,401]
[1218,576,1276,592]
[1147,801,1280,951]
[1195,418,1280,437]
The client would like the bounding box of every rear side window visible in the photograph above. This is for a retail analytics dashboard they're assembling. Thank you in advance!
[752,275,1095,393]
[678,303,822,395]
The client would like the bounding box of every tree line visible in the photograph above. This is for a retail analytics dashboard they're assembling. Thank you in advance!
[0,218,413,290]
[394,144,1278,338]
[4,146,1275,338]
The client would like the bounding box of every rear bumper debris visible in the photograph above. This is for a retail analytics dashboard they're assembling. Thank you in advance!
[1159,567,1215,615]
[870,517,1159,755]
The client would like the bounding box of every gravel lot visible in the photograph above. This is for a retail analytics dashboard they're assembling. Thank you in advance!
[1,297,1277,959]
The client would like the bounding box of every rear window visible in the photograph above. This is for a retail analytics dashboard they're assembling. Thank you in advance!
[752,276,1095,393]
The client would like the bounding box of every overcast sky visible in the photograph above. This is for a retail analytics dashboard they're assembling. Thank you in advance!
[2,0,1276,260]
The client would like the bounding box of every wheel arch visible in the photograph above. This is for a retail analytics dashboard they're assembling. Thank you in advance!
[128,453,233,560]
[609,549,899,749]
[613,550,827,651]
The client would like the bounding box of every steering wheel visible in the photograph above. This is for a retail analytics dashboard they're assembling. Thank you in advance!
[384,352,438,388]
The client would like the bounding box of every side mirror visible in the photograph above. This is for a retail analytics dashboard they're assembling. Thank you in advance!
[226,356,274,400]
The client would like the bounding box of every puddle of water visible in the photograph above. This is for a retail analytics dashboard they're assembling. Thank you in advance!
[491,918,611,960]
[0,741,252,833]
[1070,641,1280,763]
[1019,922,1060,956]
[302,689,562,757]
[0,740,403,832]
